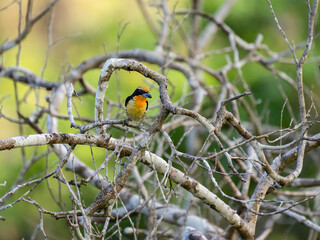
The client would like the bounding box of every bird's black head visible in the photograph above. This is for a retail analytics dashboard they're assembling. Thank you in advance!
[132,86,152,98]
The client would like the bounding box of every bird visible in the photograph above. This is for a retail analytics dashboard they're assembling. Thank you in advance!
[125,86,152,124]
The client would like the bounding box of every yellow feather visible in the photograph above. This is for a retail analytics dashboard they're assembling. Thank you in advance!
[138,86,150,93]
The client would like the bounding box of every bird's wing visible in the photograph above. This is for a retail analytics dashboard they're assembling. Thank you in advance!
[125,95,133,107]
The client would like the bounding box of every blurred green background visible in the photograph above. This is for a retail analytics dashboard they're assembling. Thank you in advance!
[0,0,319,239]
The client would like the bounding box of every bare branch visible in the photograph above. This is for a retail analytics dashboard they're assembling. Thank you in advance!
[0,0,59,54]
